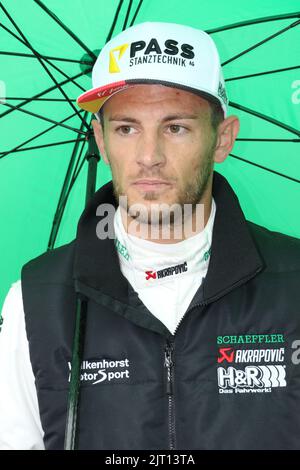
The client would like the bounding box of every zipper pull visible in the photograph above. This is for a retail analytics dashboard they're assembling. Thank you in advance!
[164,343,174,395]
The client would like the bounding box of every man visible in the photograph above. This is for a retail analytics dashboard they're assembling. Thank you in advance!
[1,22,300,450]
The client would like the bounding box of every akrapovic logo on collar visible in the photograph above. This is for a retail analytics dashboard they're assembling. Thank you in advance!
[68,358,130,385]
[109,38,195,73]
[145,261,188,281]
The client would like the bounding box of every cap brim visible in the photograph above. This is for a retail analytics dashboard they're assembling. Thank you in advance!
[77,80,130,113]
[77,78,226,116]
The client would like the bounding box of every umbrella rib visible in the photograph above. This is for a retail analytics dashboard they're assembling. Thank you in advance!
[226,65,300,81]
[0,69,90,120]
[230,101,300,137]
[0,110,85,160]
[48,117,88,251]
[48,146,87,251]
[0,4,89,129]
[71,150,87,187]
[33,0,97,61]
[236,138,300,142]
[3,97,76,102]
[206,11,300,34]
[72,143,88,181]
[123,0,133,30]
[129,0,144,27]
[0,139,85,155]
[230,153,300,184]
[222,19,300,66]
[1,102,86,136]
[0,23,87,92]
[106,0,143,44]
[106,0,124,42]
[0,50,92,65]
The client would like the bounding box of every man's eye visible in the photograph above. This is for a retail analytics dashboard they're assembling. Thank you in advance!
[168,124,185,134]
[117,126,134,135]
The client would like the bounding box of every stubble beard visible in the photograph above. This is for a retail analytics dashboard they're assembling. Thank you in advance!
[113,146,215,230]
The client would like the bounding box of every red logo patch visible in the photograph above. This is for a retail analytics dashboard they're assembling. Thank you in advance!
[145,270,157,280]
[217,347,235,364]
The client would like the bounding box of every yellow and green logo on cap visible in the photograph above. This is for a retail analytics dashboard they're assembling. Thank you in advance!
[109,44,129,73]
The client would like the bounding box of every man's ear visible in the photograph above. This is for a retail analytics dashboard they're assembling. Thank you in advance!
[91,119,109,165]
[213,115,240,164]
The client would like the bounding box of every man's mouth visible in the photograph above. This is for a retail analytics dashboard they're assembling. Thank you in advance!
[132,179,172,192]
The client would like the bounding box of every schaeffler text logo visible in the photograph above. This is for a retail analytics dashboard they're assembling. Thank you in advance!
[145,261,188,281]
[96,197,205,241]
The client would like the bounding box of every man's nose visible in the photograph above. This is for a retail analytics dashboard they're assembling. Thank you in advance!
[136,132,166,169]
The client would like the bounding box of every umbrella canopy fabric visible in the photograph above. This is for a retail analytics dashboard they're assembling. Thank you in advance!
[0,0,299,310]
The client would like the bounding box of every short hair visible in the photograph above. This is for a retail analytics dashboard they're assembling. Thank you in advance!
[96,97,224,131]
[98,107,104,128]
[209,101,224,130]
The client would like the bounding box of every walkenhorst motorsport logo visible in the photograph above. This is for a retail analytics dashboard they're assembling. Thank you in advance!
[109,38,195,73]
[216,333,287,395]
[145,261,188,281]
[68,357,130,385]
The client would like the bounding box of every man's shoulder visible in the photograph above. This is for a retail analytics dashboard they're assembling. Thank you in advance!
[21,240,76,286]
[247,221,300,273]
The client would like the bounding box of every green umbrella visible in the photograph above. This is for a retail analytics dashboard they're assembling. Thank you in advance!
[0,0,299,315]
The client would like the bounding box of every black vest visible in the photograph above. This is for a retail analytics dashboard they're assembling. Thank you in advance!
[22,172,300,449]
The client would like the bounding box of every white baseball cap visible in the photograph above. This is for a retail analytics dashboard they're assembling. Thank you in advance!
[77,22,228,116]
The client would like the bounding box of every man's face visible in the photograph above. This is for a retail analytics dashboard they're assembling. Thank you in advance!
[96,84,217,223]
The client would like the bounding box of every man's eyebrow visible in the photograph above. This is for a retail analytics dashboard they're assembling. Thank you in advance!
[108,116,139,123]
[108,114,199,122]
[162,114,199,122]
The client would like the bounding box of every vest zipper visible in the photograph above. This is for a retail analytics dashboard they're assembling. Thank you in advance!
[164,341,175,450]
[161,266,262,449]
[172,267,263,337]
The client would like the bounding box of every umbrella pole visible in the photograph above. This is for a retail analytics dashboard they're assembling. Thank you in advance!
[64,132,100,450]
[85,132,100,205]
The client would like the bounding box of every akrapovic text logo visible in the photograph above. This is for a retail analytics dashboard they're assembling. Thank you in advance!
[145,261,187,281]
[217,347,285,364]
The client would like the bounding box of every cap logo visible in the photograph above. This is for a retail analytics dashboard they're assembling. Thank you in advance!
[218,82,228,105]
[109,44,129,73]
[108,39,195,73]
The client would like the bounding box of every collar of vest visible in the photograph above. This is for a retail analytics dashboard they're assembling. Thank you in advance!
[73,171,264,305]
